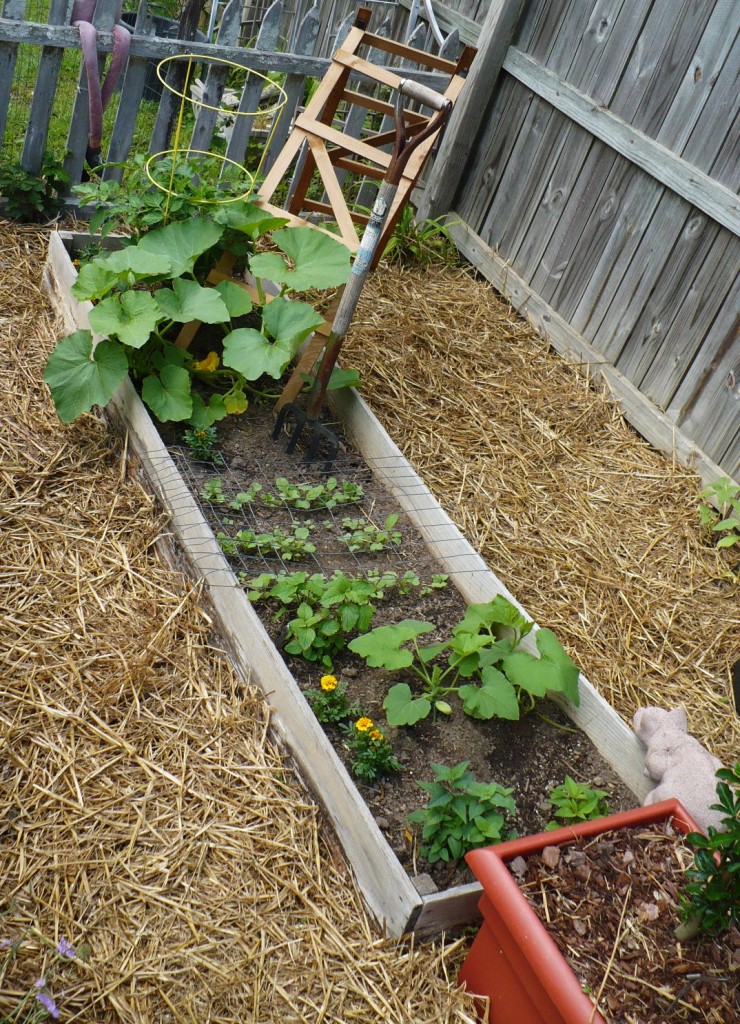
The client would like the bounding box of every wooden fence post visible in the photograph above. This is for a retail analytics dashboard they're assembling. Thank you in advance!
[416,0,526,221]
[21,0,69,174]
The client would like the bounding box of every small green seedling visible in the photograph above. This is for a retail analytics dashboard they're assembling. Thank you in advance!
[261,476,364,510]
[408,761,517,864]
[545,776,610,830]
[341,513,402,552]
[200,477,226,504]
[218,524,316,561]
[679,762,740,936]
[698,477,740,549]
[228,483,262,510]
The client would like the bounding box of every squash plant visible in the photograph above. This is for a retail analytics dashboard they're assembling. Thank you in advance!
[44,203,351,427]
[348,595,580,726]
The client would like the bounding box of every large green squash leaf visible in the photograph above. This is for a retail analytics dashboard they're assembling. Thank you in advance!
[155,279,230,324]
[88,291,161,348]
[43,330,128,422]
[263,297,324,346]
[250,227,351,291]
[138,217,224,277]
[222,328,294,381]
[141,365,193,422]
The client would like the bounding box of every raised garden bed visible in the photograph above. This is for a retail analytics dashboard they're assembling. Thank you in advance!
[42,230,655,937]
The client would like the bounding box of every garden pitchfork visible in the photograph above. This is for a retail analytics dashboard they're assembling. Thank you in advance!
[272,81,453,470]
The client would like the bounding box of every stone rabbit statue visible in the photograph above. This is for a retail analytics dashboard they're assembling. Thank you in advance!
[632,705,724,832]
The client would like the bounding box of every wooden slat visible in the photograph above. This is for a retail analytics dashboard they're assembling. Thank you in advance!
[446,216,737,492]
[361,30,459,71]
[0,0,25,149]
[190,0,246,157]
[223,0,284,169]
[417,0,525,221]
[666,305,740,479]
[262,2,320,173]
[292,111,393,168]
[103,1,153,181]
[20,0,69,173]
[501,47,739,236]
[491,0,647,262]
[638,231,738,410]
[308,135,361,246]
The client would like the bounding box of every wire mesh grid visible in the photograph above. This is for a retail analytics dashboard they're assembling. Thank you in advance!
[168,442,436,584]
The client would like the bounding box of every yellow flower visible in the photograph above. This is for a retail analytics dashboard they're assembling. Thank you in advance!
[355,717,373,733]
[193,351,220,372]
[369,729,384,743]
[320,674,338,692]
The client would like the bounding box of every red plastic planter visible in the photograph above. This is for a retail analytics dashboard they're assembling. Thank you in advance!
[458,799,698,1024]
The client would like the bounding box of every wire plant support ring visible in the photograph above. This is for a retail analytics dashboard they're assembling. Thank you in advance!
[147,53,288,217]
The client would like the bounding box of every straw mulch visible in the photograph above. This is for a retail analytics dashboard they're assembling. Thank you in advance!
[0,223,477,1023]
[345,263,739,766]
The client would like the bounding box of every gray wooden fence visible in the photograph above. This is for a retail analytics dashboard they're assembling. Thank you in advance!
[0,0,452,186]
[1,0,737,481]
[420,0,739,483]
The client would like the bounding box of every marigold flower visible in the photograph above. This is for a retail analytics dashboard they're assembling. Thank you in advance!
[193,351,220,372]
[320,674,338,691]
[369,729,384,742]
[355,717,373,732]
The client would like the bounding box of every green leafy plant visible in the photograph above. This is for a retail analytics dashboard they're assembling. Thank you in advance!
[348,595,580,727]
[382,205,458,267]
[260,476,364,510]
[72,153,254,241]
[678,762,740,936]
[183,424,223,463]
[341,513,402,552]
[218,524,316,561]
[545,775,609,830]
[341,716,403,783]
[0,151,70,221]
[44,206,351,428]
[698,477,740,550]
[246,569,405,668]
[407,761,517,864]
[200,477,226,504]
[304,673,362,725]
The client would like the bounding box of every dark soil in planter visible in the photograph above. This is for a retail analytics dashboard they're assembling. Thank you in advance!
[511,823,739,1022]
[157,393,637,890]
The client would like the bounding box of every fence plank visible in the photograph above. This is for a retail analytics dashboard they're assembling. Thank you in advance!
[190,0,245,158]
[217,0,282,174]
[20,0,69,173]
[492,0,646,261]
[417,0,526,221]
[667,305,740,479]
[0,0,28,150]
[262,2,319,174]
[502,48,740,236]
[633,228,738,407]
[104,2,155,181]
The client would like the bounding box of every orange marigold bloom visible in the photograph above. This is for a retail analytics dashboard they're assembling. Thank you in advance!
[355,717,373,732]
[369,729,384,742]
[320,674,338,691]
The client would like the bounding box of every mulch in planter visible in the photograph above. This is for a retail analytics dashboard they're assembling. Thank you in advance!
[513,823,739,1022]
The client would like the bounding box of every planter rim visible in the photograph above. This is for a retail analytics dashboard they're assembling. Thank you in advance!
[463,799,699,1024]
